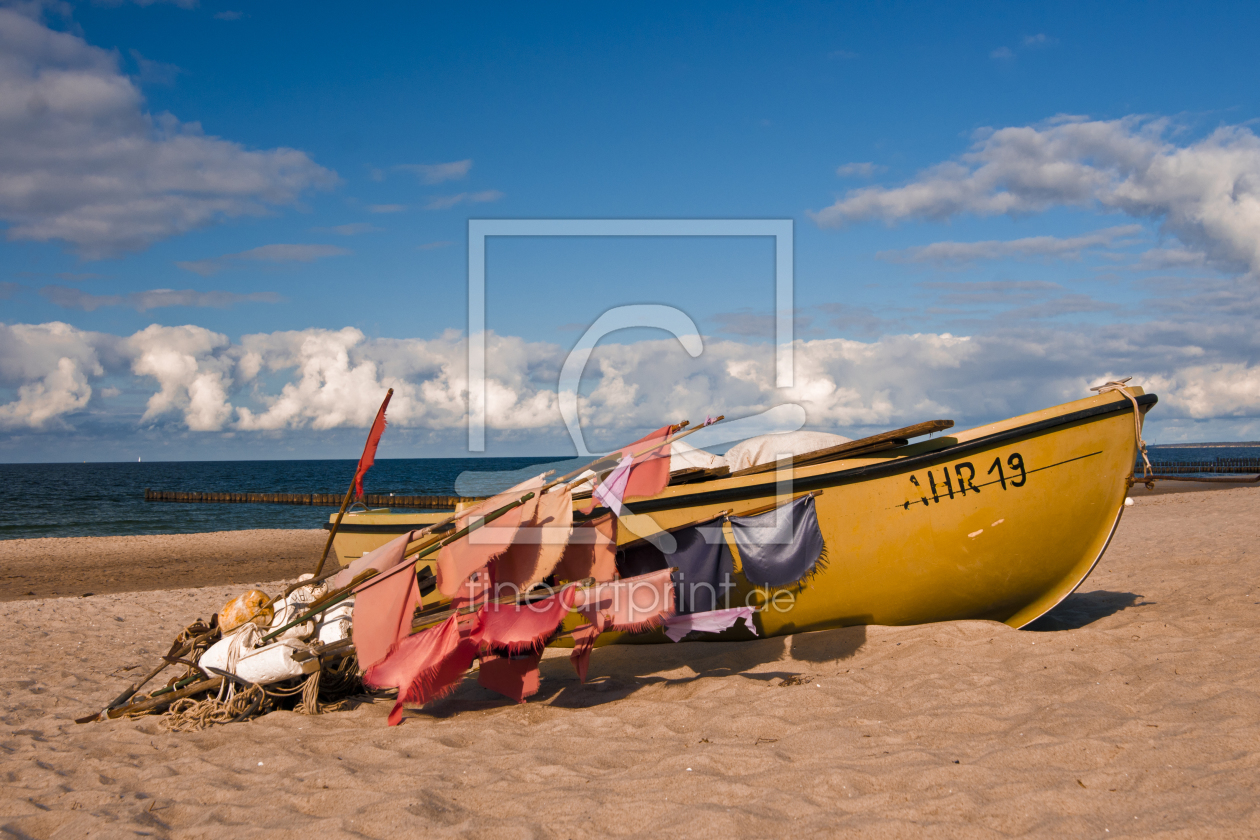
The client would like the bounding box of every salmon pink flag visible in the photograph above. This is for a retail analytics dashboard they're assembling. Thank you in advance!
[353,389,392,499]
[435,474,544,597]
[478,582,578,655]
[496,487,574,591]
[363,613,482,726]
[623,424,673,500]
[477,652,543,703]
[575,568,675,632]
[553,513,617,584]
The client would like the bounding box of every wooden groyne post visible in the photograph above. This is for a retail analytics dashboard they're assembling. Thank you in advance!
[142,489,482,509]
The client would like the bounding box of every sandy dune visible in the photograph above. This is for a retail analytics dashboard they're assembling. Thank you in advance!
[1,487,1258,838]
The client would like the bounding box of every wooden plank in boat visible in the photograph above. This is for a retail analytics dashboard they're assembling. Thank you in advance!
[726,419,954,478]
[667,465,732,486]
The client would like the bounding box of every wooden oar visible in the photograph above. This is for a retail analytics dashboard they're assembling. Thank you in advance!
[77,626,220,724]
[725,419,953,478]
[104,676,224,720]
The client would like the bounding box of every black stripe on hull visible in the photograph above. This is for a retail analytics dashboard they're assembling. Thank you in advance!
[611,393,1158,516]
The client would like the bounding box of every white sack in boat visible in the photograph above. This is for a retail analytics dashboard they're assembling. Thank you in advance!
[669,440,726,472]
[233,639,320,685]
[199,622,262,675]
[200,624,317,686]
[724,431,852,473]
[316,599,354,645]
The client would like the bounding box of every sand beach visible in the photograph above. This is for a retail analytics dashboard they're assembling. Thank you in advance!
[1,485,1257,838]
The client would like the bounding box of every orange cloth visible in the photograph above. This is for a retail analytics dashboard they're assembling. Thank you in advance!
[553,513,617,584]
[435,475,543,597]
[623,425,673,500]
[496,487,574,591]
[477,652,543,703]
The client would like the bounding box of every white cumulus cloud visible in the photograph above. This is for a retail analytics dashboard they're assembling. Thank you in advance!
[127,324,235,431]
[0,7,337,256]
[0,321,110,429]
[2,318,1257,444]
[813,116,1260,274]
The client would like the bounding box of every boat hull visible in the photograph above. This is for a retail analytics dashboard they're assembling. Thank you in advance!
[604,388,1154,636]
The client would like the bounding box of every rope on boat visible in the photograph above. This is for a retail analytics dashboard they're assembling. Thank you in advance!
[1091,377,1153,480]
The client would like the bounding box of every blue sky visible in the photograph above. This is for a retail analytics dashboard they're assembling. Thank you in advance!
[2,1,1259,461]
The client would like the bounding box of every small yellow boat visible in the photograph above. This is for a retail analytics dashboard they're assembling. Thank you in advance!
[325,508,455,567]
[604,386,1155,634]
[332,387,1155,636]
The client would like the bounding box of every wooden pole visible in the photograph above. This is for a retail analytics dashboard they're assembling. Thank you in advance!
[312,482,357,579]
[105,676,224,719]
[312,388,393,579]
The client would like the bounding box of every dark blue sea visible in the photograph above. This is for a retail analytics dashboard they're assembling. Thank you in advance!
[3,444,1256,541]
[0,457,586,541]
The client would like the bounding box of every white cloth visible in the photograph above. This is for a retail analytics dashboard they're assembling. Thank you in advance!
[668,440,726,473]
[724,431,852,473]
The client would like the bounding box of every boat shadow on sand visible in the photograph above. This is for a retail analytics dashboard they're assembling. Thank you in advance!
[415,625,870,719]
[403,594,1148,721]
[1025,589,1152,632]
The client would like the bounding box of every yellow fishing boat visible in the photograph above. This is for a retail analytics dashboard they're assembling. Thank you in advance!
[594,386,1155,635]
[324,508,455,566]
[329,386,1155,636]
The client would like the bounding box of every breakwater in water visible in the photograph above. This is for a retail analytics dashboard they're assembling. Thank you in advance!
[0,456,568,540]
[143,488,484,509]
[1144,456,1260,475]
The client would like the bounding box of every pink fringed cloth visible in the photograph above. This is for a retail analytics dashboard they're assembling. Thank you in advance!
[479,583,578,655]
[364,584,580,717]
[363,612,483,726]
[478,652,543,704]
[569,568,676,682]
[474,584,578,703]
[574,568,676,632]
[495,487,574,592]
[331,528,425,591]
[338,529,428,670]
[553,513,617,584]
[623,424,673,500]
[435,475,544,598]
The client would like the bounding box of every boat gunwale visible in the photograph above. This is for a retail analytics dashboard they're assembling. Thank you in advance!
[595,392,1158,517]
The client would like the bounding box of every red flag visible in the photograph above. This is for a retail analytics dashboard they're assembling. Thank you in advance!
[623,424,672,499]
[353,389,392,499]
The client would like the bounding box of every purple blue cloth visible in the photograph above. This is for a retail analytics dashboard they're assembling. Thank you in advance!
[725,494,826,588]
